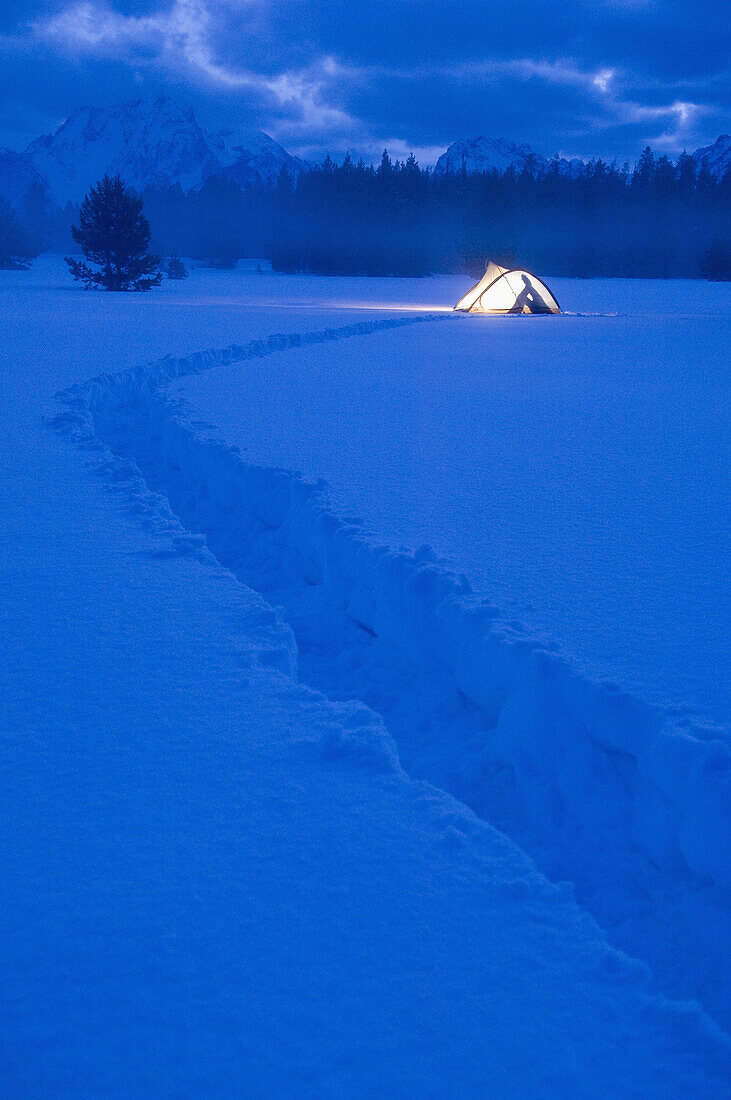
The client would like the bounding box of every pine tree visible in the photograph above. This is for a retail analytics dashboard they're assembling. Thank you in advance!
[700,241,731,280]
[23,181,52,254]
[166,255,188,280]
[66,174,162,291]
[0,197,36,269]
[191,176,243,269]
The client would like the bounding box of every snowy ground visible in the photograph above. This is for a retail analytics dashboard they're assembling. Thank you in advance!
[172,281,730,727]
[1,255,730,1095]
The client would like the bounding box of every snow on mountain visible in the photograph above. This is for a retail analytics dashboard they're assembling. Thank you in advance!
[5,94,302,208]
[692,134,731,178]
[3,96,728,210]
[433,136,586,178]
[434,136,545,175]
[25,95,218,206]
[436,133,731,180]
[205,127,305,185]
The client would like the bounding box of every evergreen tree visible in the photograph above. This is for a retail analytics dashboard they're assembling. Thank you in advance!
[22,181,52,254]
[700,241,731,280]
[0,197,36,269]
[96,146,728,280]
[66,174,162,290]
[190,176,243,268]
[166,255,188,279]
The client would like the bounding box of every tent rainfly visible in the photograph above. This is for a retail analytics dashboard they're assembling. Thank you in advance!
[454,261,560,314]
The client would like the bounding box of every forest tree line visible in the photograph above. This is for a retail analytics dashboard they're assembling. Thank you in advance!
[5,147,731,278]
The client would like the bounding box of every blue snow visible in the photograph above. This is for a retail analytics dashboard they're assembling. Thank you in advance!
[1,258,729,1095]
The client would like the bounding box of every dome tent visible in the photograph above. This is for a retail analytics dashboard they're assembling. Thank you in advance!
[454,261,560,314]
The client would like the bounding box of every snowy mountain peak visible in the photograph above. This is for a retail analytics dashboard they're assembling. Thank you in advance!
[691,134,731,178]
[433,136,586,178]
[24,95,219,205]
[434,137,546,176]
[436,133,731,180]
[204,126,305,183]
[11,94,301,207]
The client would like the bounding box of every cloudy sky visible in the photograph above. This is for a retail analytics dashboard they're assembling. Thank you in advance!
[0,0,728,164]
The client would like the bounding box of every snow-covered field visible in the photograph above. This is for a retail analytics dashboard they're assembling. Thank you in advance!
[2,255,730,1095]
[172,279,730,727]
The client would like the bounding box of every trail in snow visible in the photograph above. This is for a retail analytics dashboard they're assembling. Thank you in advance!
[54,316,731,1035]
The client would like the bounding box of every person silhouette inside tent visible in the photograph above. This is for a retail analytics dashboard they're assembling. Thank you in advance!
[509,274,552,314]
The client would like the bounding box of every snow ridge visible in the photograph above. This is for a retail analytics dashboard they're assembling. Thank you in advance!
[52,315,441,773]
[53,316,731,1030]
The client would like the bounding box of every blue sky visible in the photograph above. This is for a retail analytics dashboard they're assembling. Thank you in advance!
[1,0,728,163]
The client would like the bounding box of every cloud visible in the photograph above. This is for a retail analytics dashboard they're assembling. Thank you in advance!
[35,1,362,141]
[37,0,251,85]
[264,60,359,136]
[310,54,718,161]
[0,0,726,161]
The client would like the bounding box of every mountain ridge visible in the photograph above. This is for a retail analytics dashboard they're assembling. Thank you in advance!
[433,134,731,179]
[1,94,728,211]
[433,136,587,178]
[2,93,303,209]
[691,134,731,178]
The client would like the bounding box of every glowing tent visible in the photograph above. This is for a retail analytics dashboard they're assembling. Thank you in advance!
[454,261,560,314]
